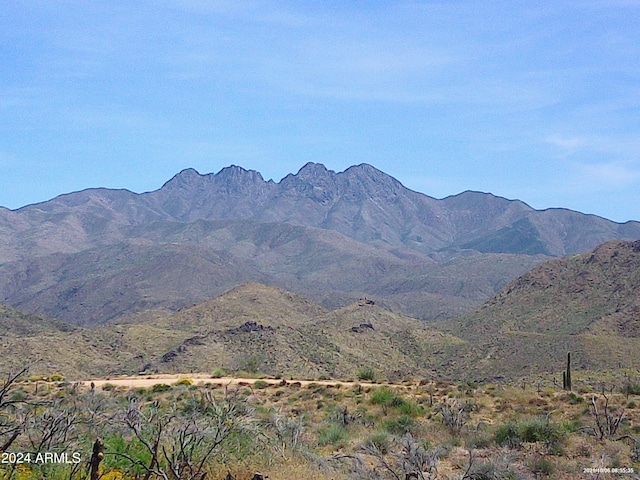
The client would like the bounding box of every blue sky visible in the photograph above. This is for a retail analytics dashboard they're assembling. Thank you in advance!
[1,1,639,222]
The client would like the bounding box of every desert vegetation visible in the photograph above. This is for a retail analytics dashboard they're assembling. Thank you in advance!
[1,368,638,479]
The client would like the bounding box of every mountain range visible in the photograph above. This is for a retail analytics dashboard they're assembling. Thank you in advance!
[1,162,639,326]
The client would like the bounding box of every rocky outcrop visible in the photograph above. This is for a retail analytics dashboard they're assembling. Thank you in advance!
[228,321,275,334]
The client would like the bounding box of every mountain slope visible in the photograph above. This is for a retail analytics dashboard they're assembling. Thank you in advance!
[118,283,465,380]
[0,284,465,381]
[462,240,640,336]
[0,219,546,324]
[0,303,124,378]
[0,241,267,325]
[437,240,640,379]
[0,303,75,337]
[0,163,639,325]
[3,254,640,383]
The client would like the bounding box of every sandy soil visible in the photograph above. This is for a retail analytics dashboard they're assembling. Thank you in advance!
[81,374,389,389]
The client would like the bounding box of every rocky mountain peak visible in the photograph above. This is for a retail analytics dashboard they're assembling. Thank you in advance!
[277,163,338,202]
[343,163,387,178]
[295,162,334,179]
[278,162,405,201]
[154,166,270,219]
[160,166,267,193]
[159,168,205,190]
[585,239,640,264]
[340,163,404,197]
[216,165,265,184]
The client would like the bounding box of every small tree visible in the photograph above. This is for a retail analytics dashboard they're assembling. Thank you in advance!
[26,399,80,453]
[117,390,249,480]
[360,433,440,479]
[587,393,625,440]
[436,398,469,435]
[0,367,29,453]
[264,411,304,459]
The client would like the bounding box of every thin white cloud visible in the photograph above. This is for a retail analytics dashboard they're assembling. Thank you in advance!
[577,161,640,189]
[545,135,591,153]
[545,134,640,156]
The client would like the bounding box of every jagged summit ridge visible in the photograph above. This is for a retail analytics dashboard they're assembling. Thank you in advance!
[3,162,639,258]
[147,161,639,257]
[161,165,268,190]
[160,162,404,199]
[149,162,425,237]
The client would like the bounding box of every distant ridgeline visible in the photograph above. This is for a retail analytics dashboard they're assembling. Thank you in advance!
[0,162,637,329]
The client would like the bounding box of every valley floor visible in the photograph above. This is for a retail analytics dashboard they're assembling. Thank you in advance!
[3,371,639,479]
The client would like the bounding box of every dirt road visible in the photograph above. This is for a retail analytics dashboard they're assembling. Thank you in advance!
[81,374,390,389]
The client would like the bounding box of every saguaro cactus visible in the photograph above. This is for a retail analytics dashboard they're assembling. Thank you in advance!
[562,352,572,391]
[90,438,105,480]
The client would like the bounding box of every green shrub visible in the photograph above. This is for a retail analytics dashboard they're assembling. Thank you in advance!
[561,417,582,433]
[495,417,564,449]
[131,387,147,396]
[529,456,555,476]
[566,392,584,404]
[318,424,347,447]
[211,368,227,378]
[496,421,523,448]
[466,462,501,480]
[389,395,407,409]
[235,354,262,374]
[369,388,420,415]
[395,398,422,417]
[10,389,27,402]
[370,388,395,406]
[253,380,269,389]
[458,380,477,396]
[357,367,376,382]
[151,383,171,393]
[101,383,116,392]
[364,432,390,454]
[383,414,415,434]
[621,380,640,396]
[466,433,493,449]
[519,417,562,444]
[104,435,152,475]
